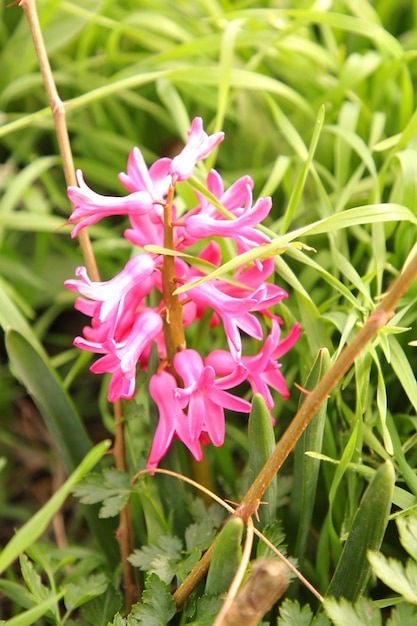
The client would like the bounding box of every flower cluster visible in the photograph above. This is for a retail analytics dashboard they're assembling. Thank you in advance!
[65,118,301,468]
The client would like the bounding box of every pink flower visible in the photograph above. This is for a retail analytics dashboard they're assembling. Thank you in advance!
[147,371,203,470]
[186,280,287,360]
[195,169,254,219]
[206,319,302,411]
[65,254,157,340]
[118,148,174,248]
[118,147,171,198]
[67,170,154,237]
[173,349,251,446]
[170,118,224,182]
[76,309,163,402]
[184,194,272,254]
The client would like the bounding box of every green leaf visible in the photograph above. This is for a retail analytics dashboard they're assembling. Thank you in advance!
[397,513,417,561]
[130,574,176,626]
[256,521,287,559]
[205,518,244,596]
[278,598,331,625]
[248,393,277,525]
[64,573,108,613]
[1,591,65,626]
[128,535,183,584]
[386,603,417,626]
[367,551,417,603]
[275,102,325,234]
[19,554,50,605]
[0,580,33,611]
[323,596,381,626]
[289,348,331,562]
[81,584,123,626]
[326,460,395,601]
[0,441,111,576]
[73,470,131,518]
[185,518,217,552]
[174,204,416,294]
[190,594,223,626]
[5,329,92,473]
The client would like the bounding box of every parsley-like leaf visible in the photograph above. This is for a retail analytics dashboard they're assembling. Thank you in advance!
[73,469,130,518]
[128,535,182,584]
[130,574,175,625]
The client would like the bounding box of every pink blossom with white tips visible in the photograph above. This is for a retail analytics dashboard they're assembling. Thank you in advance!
[67,170,154,237]
[170,117,224,182]
[76,309,163,402]
[65,117,300,468]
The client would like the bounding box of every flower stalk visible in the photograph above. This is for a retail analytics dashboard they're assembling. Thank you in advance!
[161,181,186,365]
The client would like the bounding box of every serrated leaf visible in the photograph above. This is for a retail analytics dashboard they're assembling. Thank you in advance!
[278,598,331,625]
[64,573,108,613]
[191,594,223,626]
[128,535,182,584]
[397,513,417,561]
[107,614,141,626]
[81,584,123,625]
[175,549,202,584]
[185,518,217,552]
[73,470,131,518]
[257,521,287,559]
[130,574,176,625]
[367,551,417,603]
[19,554,50,604]
[323,596,381,626]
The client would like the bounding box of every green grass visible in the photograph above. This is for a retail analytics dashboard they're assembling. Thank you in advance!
[2,1,417,624]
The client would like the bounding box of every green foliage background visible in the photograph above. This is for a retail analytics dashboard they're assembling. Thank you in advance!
[2,0,417,624]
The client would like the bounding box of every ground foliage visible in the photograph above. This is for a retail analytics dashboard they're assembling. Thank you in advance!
[2,0,417,624]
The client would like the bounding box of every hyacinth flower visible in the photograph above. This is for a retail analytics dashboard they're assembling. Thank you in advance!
[66,117,300,468]
[206,318,302,413]
[67,170,155,237]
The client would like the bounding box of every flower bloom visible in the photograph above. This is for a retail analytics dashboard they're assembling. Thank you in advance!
[78,309,163,402]
[206,319,302,412]
[67,170,154,237]
[66,117,300,468]
[148,371,203,470]
[173,349,251,445]
[170,117,224,181]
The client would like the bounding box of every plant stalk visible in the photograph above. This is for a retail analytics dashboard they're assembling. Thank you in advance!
[19,0,99,282]
[19,0,139,608]
[161,183,186,365]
